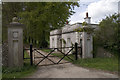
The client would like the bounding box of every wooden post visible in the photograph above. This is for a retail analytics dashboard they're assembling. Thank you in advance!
[30,44,33,65]
[75,43,78,60]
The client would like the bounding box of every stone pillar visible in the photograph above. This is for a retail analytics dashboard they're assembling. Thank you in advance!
[76,32,79,43]
[8,17,24,67]
[82,32,93,58]
[82,12,93,58]
[82,32,87,58]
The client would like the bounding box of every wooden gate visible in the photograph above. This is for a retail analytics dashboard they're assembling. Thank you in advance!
[23,43,81,66]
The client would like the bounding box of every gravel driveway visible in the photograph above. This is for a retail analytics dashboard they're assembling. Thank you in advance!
[26,63,118,78]
[26,50,118,78]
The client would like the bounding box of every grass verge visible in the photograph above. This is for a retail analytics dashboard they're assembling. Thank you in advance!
[56,53,118,72]
[42,49,118,72]
[73,57,118,72]
[2,51,37,78]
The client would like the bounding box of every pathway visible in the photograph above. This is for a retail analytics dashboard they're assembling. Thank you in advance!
[26,50,118,78]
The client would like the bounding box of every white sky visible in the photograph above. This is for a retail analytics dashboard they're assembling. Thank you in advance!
[69,0,120,24]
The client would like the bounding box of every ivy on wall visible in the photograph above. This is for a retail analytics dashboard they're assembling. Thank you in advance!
[61,38,66,45]
[74,22,94,34]
[82,21,88,26]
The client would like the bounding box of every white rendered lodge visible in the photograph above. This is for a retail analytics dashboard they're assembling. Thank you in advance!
[50,12,98,58]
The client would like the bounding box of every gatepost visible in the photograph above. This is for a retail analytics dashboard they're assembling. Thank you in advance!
[8,17,24,67]
[82,12,93,58]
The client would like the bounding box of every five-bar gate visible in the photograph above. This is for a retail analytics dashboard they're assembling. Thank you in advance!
[23,43,81,66]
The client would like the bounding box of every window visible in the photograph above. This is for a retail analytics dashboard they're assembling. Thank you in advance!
[67,38,71,47]
[52,38,54,48]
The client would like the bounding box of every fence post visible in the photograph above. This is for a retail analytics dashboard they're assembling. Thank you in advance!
[75,42,78,60]
[30,44,33,65]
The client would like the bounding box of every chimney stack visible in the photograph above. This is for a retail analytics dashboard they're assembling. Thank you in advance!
[84,12,91,24]
[86,12,88,18]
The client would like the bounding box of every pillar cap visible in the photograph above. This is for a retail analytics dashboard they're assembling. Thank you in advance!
[12,17,19,23]
[8,17,24,28]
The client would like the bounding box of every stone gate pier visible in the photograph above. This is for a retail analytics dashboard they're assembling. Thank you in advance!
[8,17,24,67]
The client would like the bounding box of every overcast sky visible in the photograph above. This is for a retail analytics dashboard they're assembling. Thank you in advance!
[69,0,119,24]
[0,0,119,24]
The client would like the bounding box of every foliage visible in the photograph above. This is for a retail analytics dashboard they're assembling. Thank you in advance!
[2,63,37,78]
[74,21,94,33]
[74,26,94,34]
[2,2,23,41]
[82,21,88,26]
[2,2,79,48]
[93,13,120,56]
[2,51,37,78]
[61,38,66,45]
[71,42,74,47]
[41,48,52,53]
[18,2,79,47]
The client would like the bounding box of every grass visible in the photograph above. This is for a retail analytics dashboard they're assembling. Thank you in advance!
[2,51,37,78]
[73,57,118,72]
[42,49,118,72]
[52,53,75,62]
[41,49,52,53]
[55,52,118,72]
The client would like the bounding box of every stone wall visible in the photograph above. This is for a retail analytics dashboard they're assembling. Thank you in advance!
[2,42,8,66]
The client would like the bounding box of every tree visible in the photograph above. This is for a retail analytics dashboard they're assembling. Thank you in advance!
[18,2,79,47]
[94,13,120,56]
[2,2,23,41]
[2,2,79,48]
